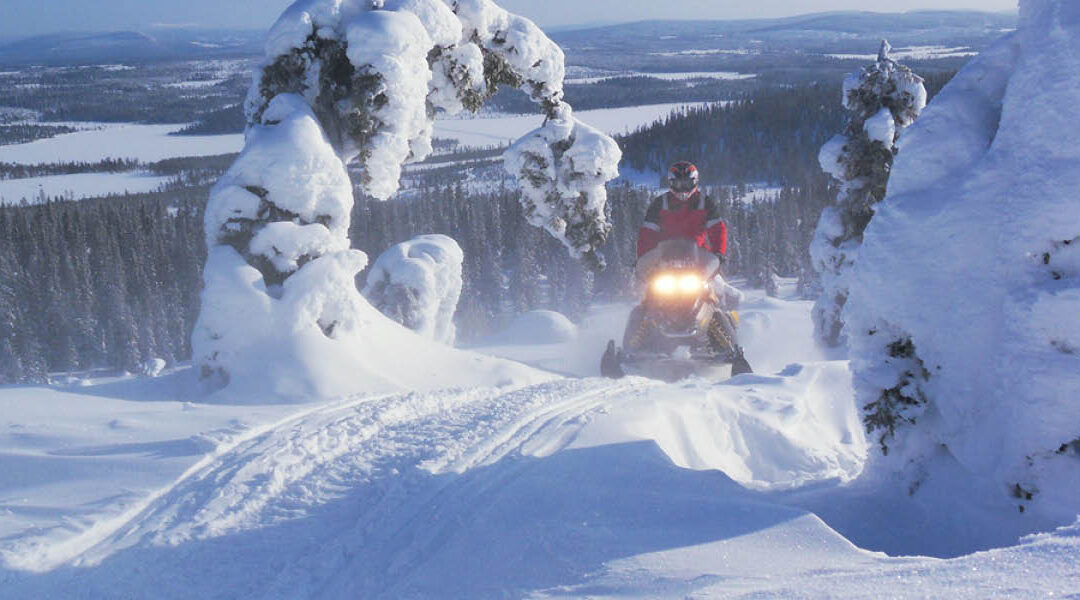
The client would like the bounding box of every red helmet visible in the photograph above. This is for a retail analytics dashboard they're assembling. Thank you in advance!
[667,161,699,193]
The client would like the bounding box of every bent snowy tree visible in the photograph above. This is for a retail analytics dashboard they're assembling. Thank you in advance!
[811,41,926,347]
[193,0,620,392]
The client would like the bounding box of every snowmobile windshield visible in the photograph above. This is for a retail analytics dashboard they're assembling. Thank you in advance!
[636,239,720,281]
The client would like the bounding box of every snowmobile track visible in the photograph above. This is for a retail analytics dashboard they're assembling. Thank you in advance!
[8,378,651,577]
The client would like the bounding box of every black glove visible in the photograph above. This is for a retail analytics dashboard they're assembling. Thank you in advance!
[715,253,726,265]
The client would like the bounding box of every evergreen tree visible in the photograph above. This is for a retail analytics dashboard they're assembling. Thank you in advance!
[811,41,927,346]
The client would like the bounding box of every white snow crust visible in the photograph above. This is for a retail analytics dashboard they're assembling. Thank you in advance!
[362,234,464,344]
[846,0,1080,524]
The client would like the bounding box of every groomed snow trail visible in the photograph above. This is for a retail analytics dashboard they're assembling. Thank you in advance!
[1,378,661,598]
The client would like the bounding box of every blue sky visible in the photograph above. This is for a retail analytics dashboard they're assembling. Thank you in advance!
[1,0,1018,38]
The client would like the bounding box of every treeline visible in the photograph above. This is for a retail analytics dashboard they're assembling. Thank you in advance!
[0,154,238,183]
[0,124,78,146]
[619,72,954,186]
[0,189,207,383]
[171,104,245,136]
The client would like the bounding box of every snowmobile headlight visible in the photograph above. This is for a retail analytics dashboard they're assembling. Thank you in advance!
[678,274,704,294]
[653,274,678,295]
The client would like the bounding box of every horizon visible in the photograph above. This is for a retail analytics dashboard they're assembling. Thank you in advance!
[0,2,1018,41]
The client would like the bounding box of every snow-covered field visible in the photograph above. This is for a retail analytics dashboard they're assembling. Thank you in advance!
[0,171,173,204]
[1,282,1076,598]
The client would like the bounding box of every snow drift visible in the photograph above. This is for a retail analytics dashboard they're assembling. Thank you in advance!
[846,0,1080,524]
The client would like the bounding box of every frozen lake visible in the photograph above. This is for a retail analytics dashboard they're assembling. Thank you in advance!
[0,172,174,204]
[0,123,244,165]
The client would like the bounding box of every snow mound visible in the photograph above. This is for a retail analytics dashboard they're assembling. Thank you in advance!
[363,234,464,344]
[489,310,579,345]
[196,247,550,402]
[846,0,1080,524]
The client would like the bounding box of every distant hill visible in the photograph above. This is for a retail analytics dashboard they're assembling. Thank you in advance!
[550,10,1017,76]
[0,28,263,65]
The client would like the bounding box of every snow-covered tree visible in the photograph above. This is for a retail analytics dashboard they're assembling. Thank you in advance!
[812,41,926,346]
[845,0,1080,521]
[363,234,464,344]
[193,0,620,394]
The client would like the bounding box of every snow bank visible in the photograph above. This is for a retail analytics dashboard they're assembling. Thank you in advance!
[846,0,1080,523]
[524,362,866,490]
[194,244,549,402]
[363,234,464,344]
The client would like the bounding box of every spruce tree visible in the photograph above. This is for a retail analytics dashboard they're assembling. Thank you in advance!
[811,41,926,346]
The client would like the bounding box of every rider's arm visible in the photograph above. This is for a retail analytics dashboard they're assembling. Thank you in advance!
[637,196,664,257]
[704,195,728,255]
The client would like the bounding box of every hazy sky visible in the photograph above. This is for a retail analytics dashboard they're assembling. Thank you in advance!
[0,0,1018,39]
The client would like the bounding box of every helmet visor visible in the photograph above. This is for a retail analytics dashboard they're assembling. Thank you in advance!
[670,176,697,192]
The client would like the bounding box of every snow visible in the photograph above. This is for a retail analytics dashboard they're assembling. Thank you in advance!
[362,234,464,344]
[2,281,1077,596]
[163,79,229,89]
[344,8,436,199]
[864,106,896,145]
[0,172,173,205]
[650,48,760,57]
[818,133,849,180]
[0,123,242,165]
[845,0,1080,530]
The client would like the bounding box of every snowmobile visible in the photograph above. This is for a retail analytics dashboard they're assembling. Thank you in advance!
[601,239,753,380]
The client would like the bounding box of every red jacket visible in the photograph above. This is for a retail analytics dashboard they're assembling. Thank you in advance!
[637,190,728,258]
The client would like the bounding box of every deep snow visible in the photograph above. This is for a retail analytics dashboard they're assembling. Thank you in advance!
[1,282,1076,598]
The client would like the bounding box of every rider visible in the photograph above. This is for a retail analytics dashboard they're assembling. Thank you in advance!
[637,161,741,309]
[637,161,727,261]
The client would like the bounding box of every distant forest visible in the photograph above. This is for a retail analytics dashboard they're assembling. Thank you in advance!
[0,73,954,383]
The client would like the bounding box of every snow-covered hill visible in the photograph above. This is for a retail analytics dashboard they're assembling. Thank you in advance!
[1,284,1076,598]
